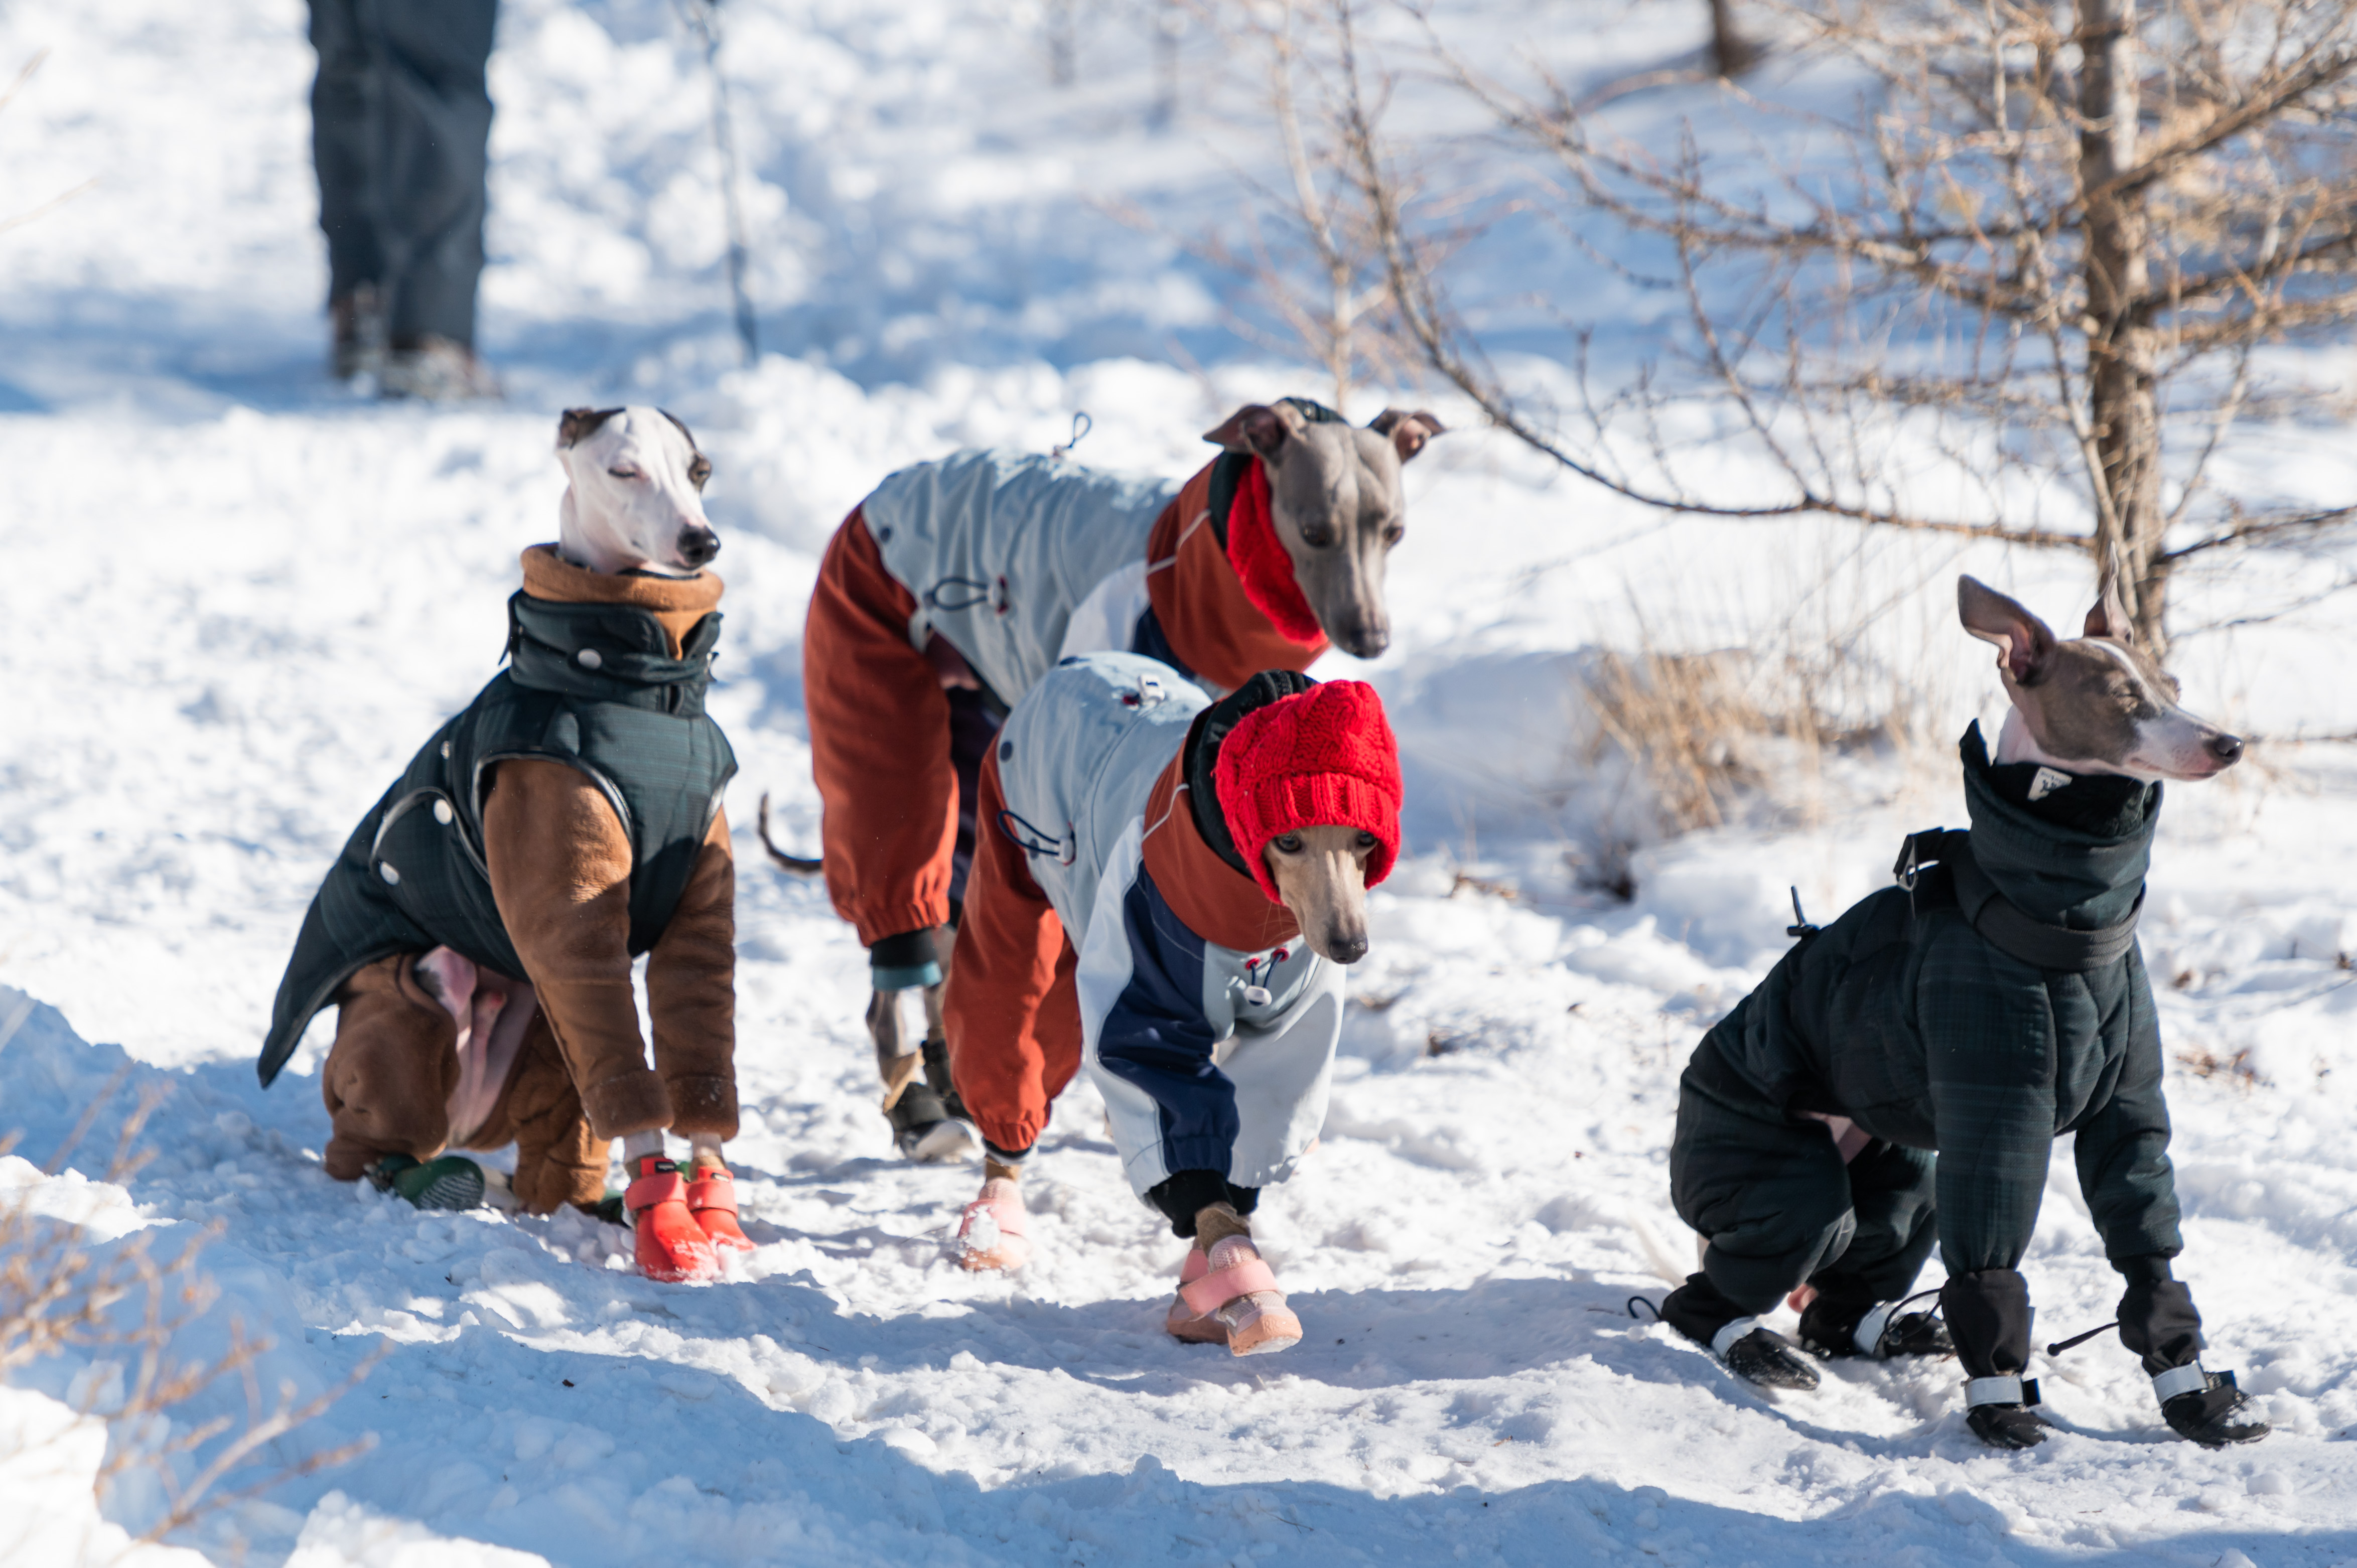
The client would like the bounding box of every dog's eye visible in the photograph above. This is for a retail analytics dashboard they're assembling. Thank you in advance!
[1383,525,1405,546]
[1355,830,1379,851]
[688,457,713,491]
[1272,833,1304,854]
[608,465,641,480]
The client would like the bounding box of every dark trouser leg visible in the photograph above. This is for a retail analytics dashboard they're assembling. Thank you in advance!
[1807,1137,1938,1305]
[1943,1268,2032,1381]
[944,685,1006,919]
[1668,1082,1859,1327]
[308,0,382,304]
[369,0,498,346]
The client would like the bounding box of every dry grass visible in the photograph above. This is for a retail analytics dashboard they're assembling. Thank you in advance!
[1,1075,377,1548]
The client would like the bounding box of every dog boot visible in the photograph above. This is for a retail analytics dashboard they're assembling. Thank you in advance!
[1661,1276,1819,1390]
[2155,1365,2270,1446]
[685,1164,756,1254]
[884,1038,980,1164]
[366,1153,485,1211]
[956,1176,1033,1272]
[1164,1246,1229,1344]
[625,1157,721,1283]
[1798,1294,1954,1360]
[1176,1234,1302,1357]
[1964,1375,2049,1448]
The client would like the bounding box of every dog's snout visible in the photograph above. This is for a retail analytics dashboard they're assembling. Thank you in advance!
[678,526,721,567]
[2209,733,2245,765]
[1336,620,1389,659]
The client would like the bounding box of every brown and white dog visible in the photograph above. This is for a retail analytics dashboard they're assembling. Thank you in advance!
[260,406,748,1284]
[766,399,1440,1163]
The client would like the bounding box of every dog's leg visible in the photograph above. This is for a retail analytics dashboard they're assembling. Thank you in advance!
[869,988,923,1107]
[680,1129,754,1254]
[687,1130,726,1172]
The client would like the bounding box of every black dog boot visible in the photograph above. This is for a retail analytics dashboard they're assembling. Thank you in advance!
[1660,1275,1820,1390]
[1798,1294,1954,1360]
[1964,1375,2051,1449]
[884,1037,980,1164]
[2155,1364,2270,1447]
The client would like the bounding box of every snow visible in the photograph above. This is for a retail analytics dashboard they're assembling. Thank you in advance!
[4,0,2357,1564]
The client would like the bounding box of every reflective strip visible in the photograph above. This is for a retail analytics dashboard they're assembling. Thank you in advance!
[1966,1375,2024,1407]
[1854,1301,1899,1357]
[1711,1317,1761,1359]
[2151,1362,2209,1402]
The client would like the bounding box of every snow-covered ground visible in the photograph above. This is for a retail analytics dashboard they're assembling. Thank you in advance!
[5,2,2357,1564]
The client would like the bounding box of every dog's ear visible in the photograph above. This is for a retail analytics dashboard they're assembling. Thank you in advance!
[1958,576,2058,684]
[1368,409,1444,464]
[657,408,698,451]
[2083,575,2136,644]
[558,407,623,449]
[1203,402,1307,461]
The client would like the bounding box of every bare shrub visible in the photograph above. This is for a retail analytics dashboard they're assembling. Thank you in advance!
[1,1078,376,1549]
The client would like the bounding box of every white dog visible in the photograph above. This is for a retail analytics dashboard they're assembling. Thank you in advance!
[555,406,720,575]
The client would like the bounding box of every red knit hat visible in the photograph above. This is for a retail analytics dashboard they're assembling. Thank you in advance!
[1212,679,1403,904]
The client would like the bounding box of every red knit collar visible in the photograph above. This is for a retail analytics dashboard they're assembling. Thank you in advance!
[1224,460,1325,647]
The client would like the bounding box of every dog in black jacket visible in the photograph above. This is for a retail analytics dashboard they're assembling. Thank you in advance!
[1645,577,2266,1451]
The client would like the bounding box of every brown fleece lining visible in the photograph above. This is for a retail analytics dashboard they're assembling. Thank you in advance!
[521,544,724,658]
[1140,754,1300,953]
[1144,464,1327,694]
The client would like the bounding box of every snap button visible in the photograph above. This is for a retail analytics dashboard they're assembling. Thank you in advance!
[999,741,1013,760]
[577,648,603,670]
[433,799,454,826]
[439,740,452,759]
[378,863,401,886]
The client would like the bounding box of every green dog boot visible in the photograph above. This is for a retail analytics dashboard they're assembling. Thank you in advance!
[366,1153,487,1211]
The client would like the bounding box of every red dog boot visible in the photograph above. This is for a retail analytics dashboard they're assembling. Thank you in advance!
[625,1156,720,1282]
[685,1163,755,1253]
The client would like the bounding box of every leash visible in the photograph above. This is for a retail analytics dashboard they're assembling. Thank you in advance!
[2045,1320,2120,1357]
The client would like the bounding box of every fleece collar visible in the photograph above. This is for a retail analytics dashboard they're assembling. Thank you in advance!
[1959,721,2158,929]
[508,545,726,715]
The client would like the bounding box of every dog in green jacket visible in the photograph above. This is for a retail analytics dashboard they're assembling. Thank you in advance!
[1645,576,2266,1451]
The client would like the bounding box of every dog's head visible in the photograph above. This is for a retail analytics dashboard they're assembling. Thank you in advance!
[554,406,719,576]
[1957,575,2244,781]
[1203,402,1443,659]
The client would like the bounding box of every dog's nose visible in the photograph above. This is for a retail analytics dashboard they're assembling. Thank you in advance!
[1324,927,1369,965]
[1336,621,1389,659]
[678,526,720,567]
[2209,733,2245,765]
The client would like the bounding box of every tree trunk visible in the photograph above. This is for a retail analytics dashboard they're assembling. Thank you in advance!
[2076,0,2168,646]
[1707,0,1761,78]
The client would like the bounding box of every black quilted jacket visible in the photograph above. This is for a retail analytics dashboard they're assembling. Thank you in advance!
[1684,722,2181,1275]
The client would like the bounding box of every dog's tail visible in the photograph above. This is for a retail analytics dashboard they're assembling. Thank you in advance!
[756,792,824,874]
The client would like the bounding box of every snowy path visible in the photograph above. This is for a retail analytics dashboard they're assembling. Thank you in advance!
[5,0,2357,1562]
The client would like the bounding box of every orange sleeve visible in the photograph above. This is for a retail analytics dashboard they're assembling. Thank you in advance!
[645,806,737,1138]
[483,758,671,1140]
[942,746,1082,1157]
[802,507,962,946]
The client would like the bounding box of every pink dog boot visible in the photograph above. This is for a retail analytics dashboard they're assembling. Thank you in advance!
[956,1177,1033,1272]
[626,1157,721,1283]
[685,1165,756,1253]
[1165,1246,1229,1344]
[1178,1234,1302,1357]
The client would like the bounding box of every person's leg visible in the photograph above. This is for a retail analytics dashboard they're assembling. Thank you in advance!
[308,0,385,372]
[320,954,459,1181]
[371,0,497,350]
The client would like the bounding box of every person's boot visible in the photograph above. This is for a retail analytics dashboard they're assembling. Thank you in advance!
[884,1037,979,1163]
[366,1153,485,1210]
[329,284,385,381]
[1659,1273,1819,1390]
[381,335,501,400]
